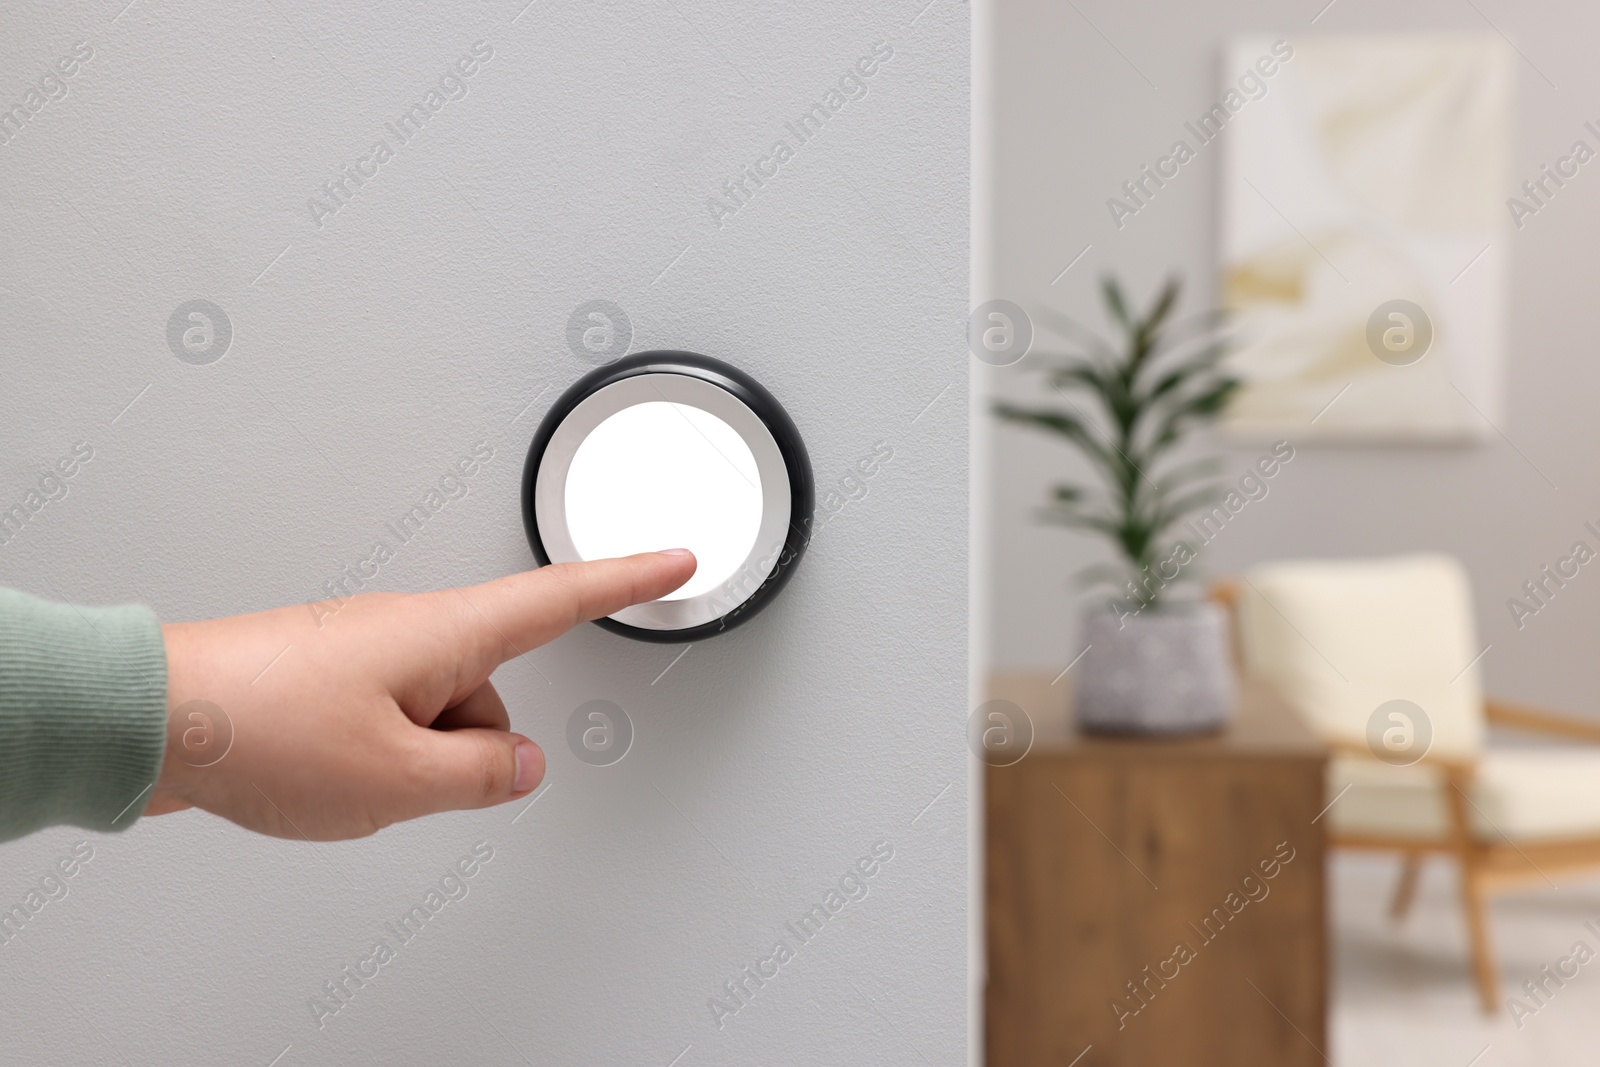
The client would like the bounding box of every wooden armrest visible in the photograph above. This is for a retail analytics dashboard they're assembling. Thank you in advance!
[1486,699,1600,743]
[1208,577,1241,610]
[1209,578,1243,670]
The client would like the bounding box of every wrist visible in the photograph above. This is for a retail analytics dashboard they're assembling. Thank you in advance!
[151,622,219,813]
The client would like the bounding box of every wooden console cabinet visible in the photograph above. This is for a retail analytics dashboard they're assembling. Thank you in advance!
[985,674,1328,1067]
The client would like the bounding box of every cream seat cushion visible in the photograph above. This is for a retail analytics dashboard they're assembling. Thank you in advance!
[1327,750,1600,842]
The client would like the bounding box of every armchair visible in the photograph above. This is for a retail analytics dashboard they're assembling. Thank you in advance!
[1212,554,1600,1012]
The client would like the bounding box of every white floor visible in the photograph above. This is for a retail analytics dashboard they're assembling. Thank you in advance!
[1332,852,1600,1066]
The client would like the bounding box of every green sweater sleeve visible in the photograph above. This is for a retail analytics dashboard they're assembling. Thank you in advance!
[0,587,168,842]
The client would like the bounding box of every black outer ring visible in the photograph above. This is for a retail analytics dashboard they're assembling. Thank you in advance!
[521,351,814,643]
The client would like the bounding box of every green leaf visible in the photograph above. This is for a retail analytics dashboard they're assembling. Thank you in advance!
[1101,276,1132,330]
[1048,363,1109,395]
[1135,340,1229,402]
[1112,511,1162,565]
[1147,378,1242,455]
[1144,276,1181,333]
[1186,376,1242,417]
[1141,367,1192,405]
[1037,507,1121,537]
[1151,483,1228,534]
[993,403,1113,468]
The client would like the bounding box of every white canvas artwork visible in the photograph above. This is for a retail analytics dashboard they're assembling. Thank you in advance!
[1218,34,1512,442]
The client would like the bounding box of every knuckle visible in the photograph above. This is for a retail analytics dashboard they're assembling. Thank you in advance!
[475,739,511,802]
[394,731,439,793]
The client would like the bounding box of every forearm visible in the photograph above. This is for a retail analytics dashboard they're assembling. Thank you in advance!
[0,587,168,842]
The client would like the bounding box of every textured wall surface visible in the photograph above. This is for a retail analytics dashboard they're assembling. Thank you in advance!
[985,0,1600,724]
[0,1,969,1063]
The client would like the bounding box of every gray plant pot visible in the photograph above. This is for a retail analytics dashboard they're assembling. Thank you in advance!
[1075,601,1235,735]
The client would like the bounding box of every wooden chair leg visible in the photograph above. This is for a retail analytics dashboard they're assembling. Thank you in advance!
[1389,850,1422,921]
[1458,857,1499,1013]
[1442,769,1499,1012]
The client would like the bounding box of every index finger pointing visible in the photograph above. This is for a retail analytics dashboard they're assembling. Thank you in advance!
[454,550,697,664]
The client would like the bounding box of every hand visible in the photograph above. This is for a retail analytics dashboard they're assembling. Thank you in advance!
[149,550,697,839]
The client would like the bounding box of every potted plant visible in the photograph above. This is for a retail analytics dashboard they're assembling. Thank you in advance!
[995,276,1240,734]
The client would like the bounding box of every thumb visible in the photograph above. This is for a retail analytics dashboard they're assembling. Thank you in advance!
[405,729,545,816]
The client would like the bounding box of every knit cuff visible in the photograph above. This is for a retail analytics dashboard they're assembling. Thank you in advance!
[0,587,169,842]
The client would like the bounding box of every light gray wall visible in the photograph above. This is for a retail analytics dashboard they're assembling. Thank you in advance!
[0,1,969,1063]
[985,0,1600,719]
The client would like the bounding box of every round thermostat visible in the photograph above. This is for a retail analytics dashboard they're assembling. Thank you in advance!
[521,351,812,642]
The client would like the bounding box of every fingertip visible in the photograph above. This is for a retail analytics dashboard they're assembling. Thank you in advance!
[655,548,697,576]
[513,739,545,795]
[645,549,697,597]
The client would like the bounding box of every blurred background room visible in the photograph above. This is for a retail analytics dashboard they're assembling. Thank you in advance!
[974,0,1600,1064]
